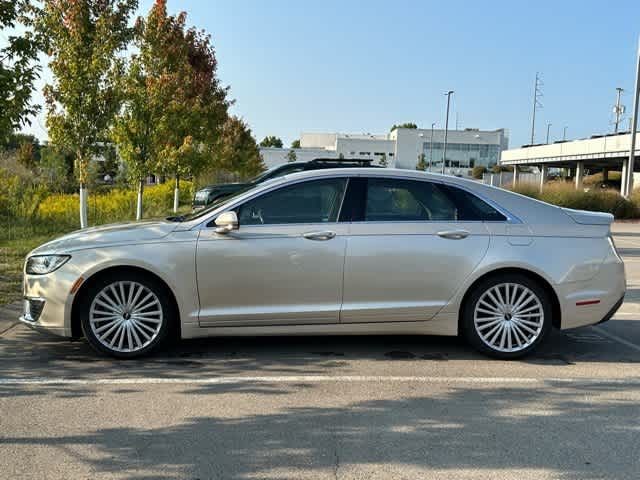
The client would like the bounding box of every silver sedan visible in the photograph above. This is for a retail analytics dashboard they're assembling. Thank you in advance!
[20,168,626,359]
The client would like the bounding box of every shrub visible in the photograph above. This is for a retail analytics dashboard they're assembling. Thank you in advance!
[509,182,541,200]
[471,166,487,179]
[37,181,194,229]
[583,170,622,188]
[510,182,638,219]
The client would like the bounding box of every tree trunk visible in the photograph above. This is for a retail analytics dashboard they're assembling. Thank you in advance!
[136,178,144,220]
[79,182,88,229]
[173,174,180,213]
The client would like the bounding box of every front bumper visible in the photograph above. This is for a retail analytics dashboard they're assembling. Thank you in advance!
[19,314,71,337]
[20,263,80,338]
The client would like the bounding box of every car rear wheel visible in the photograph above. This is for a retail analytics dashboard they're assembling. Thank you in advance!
[80,273,173,358]
[462,274,552,359]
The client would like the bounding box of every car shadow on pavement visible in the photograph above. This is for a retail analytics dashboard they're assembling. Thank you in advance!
[0,317,638,388]
[1,379,638,479]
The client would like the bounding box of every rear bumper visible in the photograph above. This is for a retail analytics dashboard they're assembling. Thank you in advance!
[596,294,625,326]
[556,253,626,330]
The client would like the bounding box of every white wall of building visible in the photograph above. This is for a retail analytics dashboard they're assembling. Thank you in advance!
[260,147,338,168]
[260,127,508,174]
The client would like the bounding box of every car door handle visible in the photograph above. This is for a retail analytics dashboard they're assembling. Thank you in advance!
[303,231,336,241]
[437,229,470,240]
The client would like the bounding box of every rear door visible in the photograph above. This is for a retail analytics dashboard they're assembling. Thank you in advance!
[340,177,494,323]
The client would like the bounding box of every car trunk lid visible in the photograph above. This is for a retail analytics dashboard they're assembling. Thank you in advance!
[561,207,614,226]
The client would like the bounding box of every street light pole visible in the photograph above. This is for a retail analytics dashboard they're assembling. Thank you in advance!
[614,87,624,133]
[430,122,435,171]
[563,126,568,141]
[442,91,454,174]
[623,37,640,198]
[546,122,552,144]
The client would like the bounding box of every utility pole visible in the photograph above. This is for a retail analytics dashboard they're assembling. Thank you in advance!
[614,87,625,133]
[429,122,435,171]
[443,90,454,174]
[546,122,552,144]
[563,126,568,141]
[623,37,640,198]
[530,72,543,144]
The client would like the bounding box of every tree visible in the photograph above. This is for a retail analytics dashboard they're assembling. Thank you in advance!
[38,0,138,227]
[390,122,418,131]
[144,0,229,212]
[40,144,74,192]
[17,140,36,169]
[259,135,283,148]
[378,153,388,168]
[286,149,296,163]
[416,153,427,171]
[216,116,265,179]
[111,55,154,218]
[0,0,40,143]
[290,139,300,149]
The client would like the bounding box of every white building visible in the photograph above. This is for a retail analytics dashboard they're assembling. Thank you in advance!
[260,127,509,176]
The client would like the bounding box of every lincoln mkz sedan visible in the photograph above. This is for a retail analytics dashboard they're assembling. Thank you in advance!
[21,168,626,359]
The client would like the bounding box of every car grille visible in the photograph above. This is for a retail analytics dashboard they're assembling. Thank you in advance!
[23,298,45,322]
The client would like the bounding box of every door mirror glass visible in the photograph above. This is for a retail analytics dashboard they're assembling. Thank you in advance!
[214,211,239,233]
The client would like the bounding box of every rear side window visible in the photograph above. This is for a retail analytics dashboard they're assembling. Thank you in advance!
[439,184,507,221]
[354,178,507,222]
[364,178,457,221]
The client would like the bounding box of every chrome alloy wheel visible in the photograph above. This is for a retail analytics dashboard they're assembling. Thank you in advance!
[89,281,164,353]
[473,282,544,353]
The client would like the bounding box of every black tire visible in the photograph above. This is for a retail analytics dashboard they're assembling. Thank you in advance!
[79,271,174,359]
[461,273,552,359]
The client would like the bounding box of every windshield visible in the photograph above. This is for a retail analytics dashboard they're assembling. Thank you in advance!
[193,190,211,205]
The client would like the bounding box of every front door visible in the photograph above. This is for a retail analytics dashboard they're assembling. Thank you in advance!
[341,177,492,323]
[196,177,349,327]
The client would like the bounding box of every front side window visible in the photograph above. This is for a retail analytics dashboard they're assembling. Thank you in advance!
[237,178,347,225]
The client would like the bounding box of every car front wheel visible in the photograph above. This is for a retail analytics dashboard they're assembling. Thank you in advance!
[462,274,552,359]
[80,273,172,358]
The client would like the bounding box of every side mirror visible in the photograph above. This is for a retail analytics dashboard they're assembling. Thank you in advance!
[214,211,239,234]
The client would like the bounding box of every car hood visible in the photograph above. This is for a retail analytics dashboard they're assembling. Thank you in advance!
[30,220,180,255]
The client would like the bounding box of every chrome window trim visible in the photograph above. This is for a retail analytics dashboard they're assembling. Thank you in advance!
[191,171,522,229]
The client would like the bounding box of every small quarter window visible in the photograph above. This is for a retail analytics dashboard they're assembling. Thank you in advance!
[439,184,507,221]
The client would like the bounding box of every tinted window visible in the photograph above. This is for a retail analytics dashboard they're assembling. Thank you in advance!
[252,164,306,184]
[237,178,347,225]
[365,178,457,221]
[439,184,507,221]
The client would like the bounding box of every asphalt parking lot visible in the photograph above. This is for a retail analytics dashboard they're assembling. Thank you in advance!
[1,224,639,479]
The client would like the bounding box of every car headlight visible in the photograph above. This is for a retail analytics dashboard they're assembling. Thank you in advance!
[25,255,71,275]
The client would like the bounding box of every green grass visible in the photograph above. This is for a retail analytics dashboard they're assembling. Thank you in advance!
[0,205,192,305]
[0,231,62,304]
